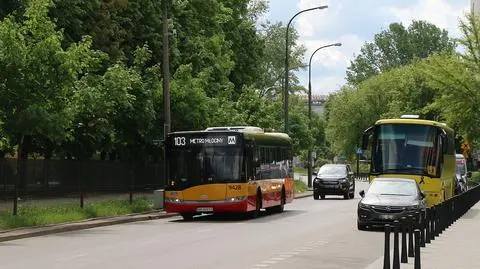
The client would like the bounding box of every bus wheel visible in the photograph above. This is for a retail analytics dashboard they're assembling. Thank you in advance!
[274,188,286,213]
[181,213,194,221]
[251,190,262,218]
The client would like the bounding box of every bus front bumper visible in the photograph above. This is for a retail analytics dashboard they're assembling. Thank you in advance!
[165,199,248,214]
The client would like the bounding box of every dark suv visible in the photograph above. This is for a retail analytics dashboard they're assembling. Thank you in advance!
[313,164,355,200]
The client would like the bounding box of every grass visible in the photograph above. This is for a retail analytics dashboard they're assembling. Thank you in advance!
[0,196,153,230]
[468,171,480,188]
[293,166,307,175]
[294,180,308,193]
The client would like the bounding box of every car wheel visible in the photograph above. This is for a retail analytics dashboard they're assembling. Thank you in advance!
[357,222,367,231]
[320,194,325,199]
[313,193,320,200]
[344,192,349,199]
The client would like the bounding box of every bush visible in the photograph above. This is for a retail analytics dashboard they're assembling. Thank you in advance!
[294,180,308,193]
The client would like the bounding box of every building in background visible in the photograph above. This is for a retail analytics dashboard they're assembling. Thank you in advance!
[472,0,480,15]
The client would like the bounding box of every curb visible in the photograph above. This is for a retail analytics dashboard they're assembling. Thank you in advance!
[0,191,314,243]
[0,212,177,243]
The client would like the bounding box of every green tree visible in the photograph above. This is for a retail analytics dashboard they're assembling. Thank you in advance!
[0,0,105,152]
[420,13,480,141]
[346,20,455,85]
[256,21,307,100]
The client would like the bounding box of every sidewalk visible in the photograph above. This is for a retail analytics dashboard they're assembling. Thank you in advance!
[364,201,480,269]
[0,190,312,242]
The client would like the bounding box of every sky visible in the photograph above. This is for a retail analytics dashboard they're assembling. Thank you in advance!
[261,0,471,96]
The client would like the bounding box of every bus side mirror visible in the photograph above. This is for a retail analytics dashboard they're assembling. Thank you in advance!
[441,135,448,153]
[361,126,373,150]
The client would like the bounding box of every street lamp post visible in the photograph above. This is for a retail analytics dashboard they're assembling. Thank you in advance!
[284,5,328,134]
[307,42,342,188]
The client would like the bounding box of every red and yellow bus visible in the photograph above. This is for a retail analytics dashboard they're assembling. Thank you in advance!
[164,126,295,220]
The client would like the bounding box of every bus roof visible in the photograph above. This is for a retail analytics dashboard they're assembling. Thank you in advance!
[169,126,292,142]
[375,118,454,133]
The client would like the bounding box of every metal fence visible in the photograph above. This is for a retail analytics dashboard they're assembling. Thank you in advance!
[0,159,164,200]
[381,184,480,269]
[355,172,370,182]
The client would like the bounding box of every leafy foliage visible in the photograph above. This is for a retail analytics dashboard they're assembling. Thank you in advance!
[346,20,455,85]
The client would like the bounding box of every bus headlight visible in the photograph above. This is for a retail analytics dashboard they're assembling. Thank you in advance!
[165,198,183,203]
[227,196,246,202]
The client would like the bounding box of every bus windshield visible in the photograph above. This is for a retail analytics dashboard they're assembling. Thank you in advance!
[372,124,440,177]
[169,146,244,188]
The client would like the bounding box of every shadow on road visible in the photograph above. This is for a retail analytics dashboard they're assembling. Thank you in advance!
[170,209,307,224]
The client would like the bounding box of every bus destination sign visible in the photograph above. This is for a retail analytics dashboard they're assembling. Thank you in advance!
[172,135,238,147]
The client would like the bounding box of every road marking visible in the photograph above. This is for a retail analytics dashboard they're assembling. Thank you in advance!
[196,228,212,233]
[55,253,88,262]
[271,257,286,261]
[253,263,270,267]
[278,254,293,258]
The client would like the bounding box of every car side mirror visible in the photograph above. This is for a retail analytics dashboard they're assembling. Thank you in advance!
[420,192,425,200]
[348,171,354,176]
[312,172,317,177]
[359,190,365,198]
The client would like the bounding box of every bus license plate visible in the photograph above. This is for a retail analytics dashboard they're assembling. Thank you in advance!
[196,207,213,212]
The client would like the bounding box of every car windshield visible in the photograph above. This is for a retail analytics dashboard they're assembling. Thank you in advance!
[318,165,346,176]
[367,180,418,196]
[456,164,466,175]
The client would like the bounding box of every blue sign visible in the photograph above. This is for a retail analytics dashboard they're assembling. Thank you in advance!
[356,148,363,154]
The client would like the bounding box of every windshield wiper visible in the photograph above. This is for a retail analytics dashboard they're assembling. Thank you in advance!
[379,193,410,196]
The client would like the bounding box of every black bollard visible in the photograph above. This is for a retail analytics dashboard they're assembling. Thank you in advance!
[400,217,408,263]
[430,206,436,240]
[425,208,431,244]
[414,229,421,269]
[419,211,426,247]
[408,215,414,258]
[393,221,400,269]
[384,224,391,269]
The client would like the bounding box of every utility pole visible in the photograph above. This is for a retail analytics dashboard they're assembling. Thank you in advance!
[162,0,171,188]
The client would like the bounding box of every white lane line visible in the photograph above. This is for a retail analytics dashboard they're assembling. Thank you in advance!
[281,251,299,255]
[271,257,286,261]
[253,264,270,267]
[55,253,88,262]
[196,229,212,233]
[278,254,293,258]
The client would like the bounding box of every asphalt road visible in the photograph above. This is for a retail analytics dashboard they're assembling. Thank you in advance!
[0,181,384,269]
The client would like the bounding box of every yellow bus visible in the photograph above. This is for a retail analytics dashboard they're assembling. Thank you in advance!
[361,115,456,207]
[164,126,295,220]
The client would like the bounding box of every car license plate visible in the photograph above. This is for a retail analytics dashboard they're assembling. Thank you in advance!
[196,207,213,212]
[380,215,394,220]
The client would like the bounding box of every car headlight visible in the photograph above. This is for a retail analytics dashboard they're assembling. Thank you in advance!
[314,178,320,183]
[405,204,419,211]
[339,178,348,183]
[359,202,371,209]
